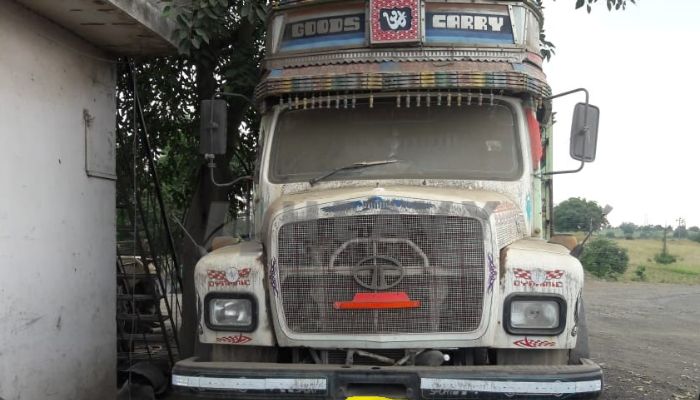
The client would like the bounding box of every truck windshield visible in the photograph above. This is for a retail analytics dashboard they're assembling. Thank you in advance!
[269,99,521,183]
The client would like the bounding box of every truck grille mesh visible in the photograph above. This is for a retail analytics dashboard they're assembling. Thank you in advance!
[276,214,485,334]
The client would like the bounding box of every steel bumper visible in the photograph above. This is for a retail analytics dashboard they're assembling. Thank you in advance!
[172,357,603,399]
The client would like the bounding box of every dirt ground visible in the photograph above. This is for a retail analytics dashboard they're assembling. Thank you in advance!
[585,280,700,399]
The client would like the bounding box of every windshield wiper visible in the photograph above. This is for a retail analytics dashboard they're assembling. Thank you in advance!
[309,159,399,186]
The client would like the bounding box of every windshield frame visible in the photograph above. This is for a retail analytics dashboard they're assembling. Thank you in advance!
[262,95,528,186]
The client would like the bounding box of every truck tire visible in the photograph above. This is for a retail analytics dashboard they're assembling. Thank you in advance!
[569,302,590,364]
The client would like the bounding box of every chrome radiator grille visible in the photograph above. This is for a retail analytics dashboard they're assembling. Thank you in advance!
[276,214,485,335]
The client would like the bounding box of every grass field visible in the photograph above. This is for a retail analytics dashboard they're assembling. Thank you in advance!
[607,237,700,284]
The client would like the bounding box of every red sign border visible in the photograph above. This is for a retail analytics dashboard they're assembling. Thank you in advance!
[369,0,423,45]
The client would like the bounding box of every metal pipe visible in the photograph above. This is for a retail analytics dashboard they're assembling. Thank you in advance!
[539,88,591,177]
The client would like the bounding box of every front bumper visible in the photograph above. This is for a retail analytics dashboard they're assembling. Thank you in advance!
[172,357,602,399]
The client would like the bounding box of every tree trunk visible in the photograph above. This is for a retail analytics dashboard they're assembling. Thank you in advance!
[179,19,257,359]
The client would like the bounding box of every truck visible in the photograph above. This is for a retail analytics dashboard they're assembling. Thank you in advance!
[172,0,604,398]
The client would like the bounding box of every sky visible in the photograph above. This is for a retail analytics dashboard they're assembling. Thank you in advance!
[542,0,700,228]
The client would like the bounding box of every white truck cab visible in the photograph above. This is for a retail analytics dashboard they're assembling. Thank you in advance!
[173,1,603,399]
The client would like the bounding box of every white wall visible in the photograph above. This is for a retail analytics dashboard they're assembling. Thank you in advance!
[0,2,116,399]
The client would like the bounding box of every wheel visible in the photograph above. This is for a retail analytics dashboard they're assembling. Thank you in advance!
[569,301,590,364]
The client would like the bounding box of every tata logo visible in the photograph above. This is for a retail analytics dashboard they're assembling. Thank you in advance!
[380,7,412,31]
[352,256,405,290]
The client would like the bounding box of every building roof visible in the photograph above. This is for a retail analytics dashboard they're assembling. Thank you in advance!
[15,0,177,56]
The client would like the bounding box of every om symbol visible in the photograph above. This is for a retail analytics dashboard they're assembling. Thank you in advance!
[380,8,410,31]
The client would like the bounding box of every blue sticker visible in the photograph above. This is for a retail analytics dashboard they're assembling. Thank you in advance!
[525,193,532,223]
[321,196,435,213]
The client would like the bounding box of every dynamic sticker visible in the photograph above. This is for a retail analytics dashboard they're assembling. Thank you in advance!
[207,267,251,288]
[513,268,565,288]
[514,337,556,348]
[216,334,253,345]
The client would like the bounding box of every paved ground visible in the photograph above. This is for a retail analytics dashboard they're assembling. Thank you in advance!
[585,280,700,399]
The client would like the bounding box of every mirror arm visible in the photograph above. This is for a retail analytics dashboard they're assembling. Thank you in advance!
[536,159,585,178]
[537,88,591,178]
[211,92,254,106]
[204,91,255,187]
[545,88,590,104]
[206,155,252,188]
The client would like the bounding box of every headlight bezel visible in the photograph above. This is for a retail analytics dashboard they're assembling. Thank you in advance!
[204,292,258,332]
[504,294,567,336]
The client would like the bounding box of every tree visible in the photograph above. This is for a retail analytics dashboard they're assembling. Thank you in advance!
[619,222,637,236]
[674,225,687,239]
[674,217,687,239]
[580,238,629,278]
[115,0,267,358]
[655,227,677,264]
[554,198,607,232]
[167,0,267,359]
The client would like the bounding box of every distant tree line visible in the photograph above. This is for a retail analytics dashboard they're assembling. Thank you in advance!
[554,198,699,242]
[606,222,700,241]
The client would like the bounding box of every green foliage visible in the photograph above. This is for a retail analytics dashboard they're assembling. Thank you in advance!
[654,228,677,264]
[554,197,608,233]
[116,0,268,233]
[633,265,647,281]
[619,222,636,236]
[561,0,636,13]
[532,0,555,61]
[654,252,677,265]
[605,231,615,238]
[691,233,700,244]
[164,0,268,56]
[580,238,630,278]
[116,60,201,216]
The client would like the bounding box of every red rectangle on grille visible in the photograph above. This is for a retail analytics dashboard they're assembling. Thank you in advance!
[335,292,421,310]
[370,0,421,44]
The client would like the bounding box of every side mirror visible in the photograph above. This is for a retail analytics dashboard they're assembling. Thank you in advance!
[199,99,228,155]
[570,103,600,162]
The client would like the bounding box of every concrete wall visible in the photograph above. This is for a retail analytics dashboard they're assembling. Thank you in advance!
[0,2,117,399]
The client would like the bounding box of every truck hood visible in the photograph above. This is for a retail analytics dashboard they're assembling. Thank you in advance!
[262,185,528,249]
